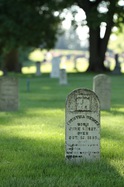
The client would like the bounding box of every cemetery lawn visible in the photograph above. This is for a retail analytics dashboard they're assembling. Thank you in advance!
[0,73,124,187]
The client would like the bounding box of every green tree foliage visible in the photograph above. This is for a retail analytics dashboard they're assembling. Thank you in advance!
[108,25,124,53]
[55,26,84,50]
[0,0,63,72]
[0,0,63,51]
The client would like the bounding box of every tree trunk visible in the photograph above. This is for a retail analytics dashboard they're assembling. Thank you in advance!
[3,49,21,74]
[87,27,109,72]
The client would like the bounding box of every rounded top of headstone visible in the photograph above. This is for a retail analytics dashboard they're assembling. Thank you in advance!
[93,74,111,85]
[93,74,109,79]
[66,88,100,113]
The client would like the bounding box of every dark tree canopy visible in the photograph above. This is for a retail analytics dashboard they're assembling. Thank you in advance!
[0,0,63,52]
[0,0,65,72]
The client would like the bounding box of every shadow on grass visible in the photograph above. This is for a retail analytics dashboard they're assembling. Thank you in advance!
[0,130,124,187]
[101,126,124,142]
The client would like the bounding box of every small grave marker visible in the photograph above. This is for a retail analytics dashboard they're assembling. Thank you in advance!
[36,61,41,76]
[0,77,18,111]
[59,68,68,85]
[65,88,100,163]
[93,74,111,110]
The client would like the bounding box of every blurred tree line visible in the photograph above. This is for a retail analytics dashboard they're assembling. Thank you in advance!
[0,0,124,73]
[55,26,88,50]
[0,0,63,73]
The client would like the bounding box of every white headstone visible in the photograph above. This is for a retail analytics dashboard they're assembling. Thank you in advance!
[59,68,68,85]
[93,74,111,110]
[50,56,61,78]
[0,77,18,111]
[65,88,100,163]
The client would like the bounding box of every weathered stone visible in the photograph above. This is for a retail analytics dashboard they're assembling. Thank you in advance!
[59,68,68,85]
[0,77,18,111]
[93,74,111,110]
[65,88,100,163]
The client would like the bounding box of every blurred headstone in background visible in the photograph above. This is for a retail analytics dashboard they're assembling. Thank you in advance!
[50,54,61,78]
[59,68,68,85]
[36,61,41,76]
[0,77,18,111]
[93,74,111,110]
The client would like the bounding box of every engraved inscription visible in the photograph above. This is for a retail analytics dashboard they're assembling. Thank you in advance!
[76,94,91,111]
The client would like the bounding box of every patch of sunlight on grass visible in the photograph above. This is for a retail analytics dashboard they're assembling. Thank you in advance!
[116,107,124,112]
[41,62,51,73]
[65,59,89,73]
[0,70,3,76]
[0,123,64,141]
[102,139,124,177]
[101,115,124,133]
[22,53,89,74]
[22,66,36,74]
[22,62,51,74]
[101,138,124,173]
[109,59,115,70]
[76,58,89,72]
[24,108,64,116]
[29,49,46,61]
[109,159,124,177]
[109,59,124,73]
[0,107,64,141]
[121,63,124,73]
[66,61,76,73]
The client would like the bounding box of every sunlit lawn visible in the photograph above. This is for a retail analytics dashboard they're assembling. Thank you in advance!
[21,58,124,75]
[0,72,124,187]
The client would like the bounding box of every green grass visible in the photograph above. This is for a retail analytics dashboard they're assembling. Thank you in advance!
[0,73,124,187]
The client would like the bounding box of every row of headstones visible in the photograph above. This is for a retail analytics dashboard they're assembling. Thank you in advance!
[36,55,67,77]
[36,53,122,78]
[36,60,68,85]
[0,74,110,111]
[49,55,68,85]
[0,75,110,163]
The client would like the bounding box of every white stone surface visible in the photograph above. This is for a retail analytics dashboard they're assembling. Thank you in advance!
[65,88,100,163]
[50,56,61,78]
